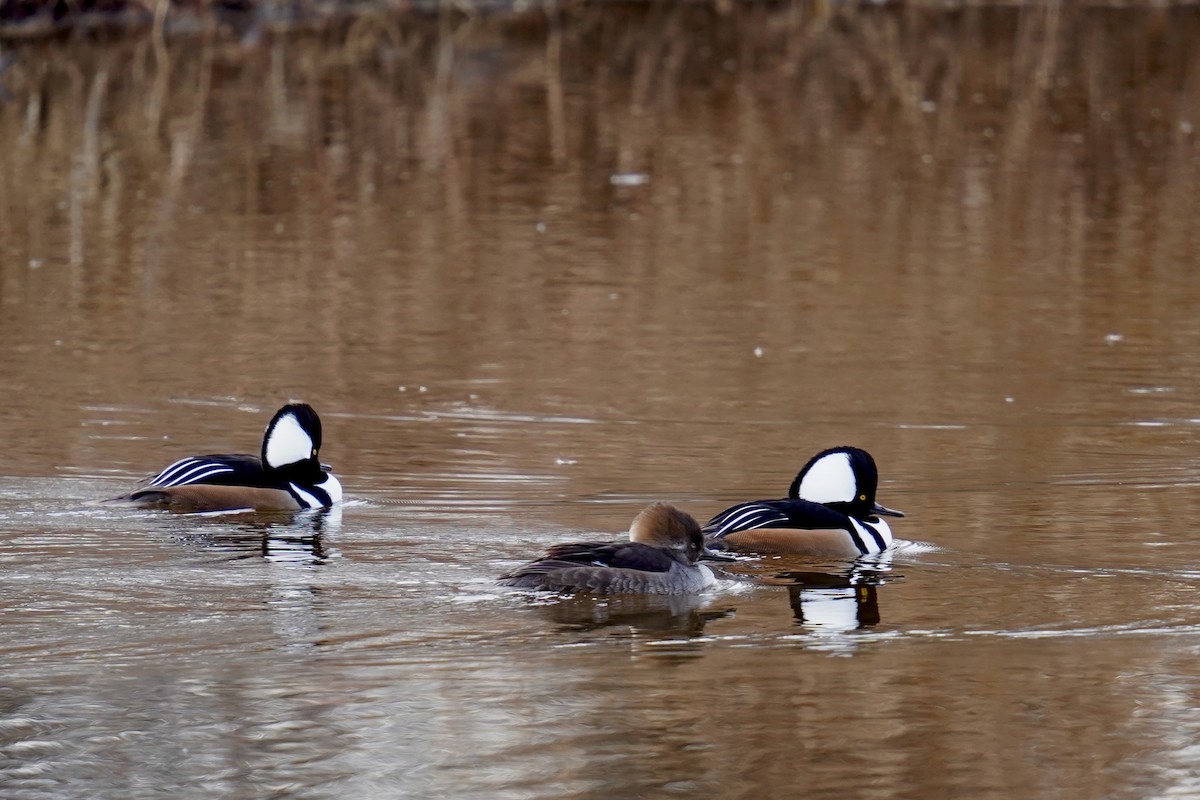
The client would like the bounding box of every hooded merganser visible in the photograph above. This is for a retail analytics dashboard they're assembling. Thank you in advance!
[500,502,725,594]
[703,446,903,558]
[107,403,343,512]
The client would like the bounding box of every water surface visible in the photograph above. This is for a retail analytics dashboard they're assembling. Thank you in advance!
[3,5,1200,798]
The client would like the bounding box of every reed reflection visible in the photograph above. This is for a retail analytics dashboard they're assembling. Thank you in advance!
[2,4,1199,496]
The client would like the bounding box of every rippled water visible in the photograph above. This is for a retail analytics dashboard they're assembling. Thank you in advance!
[4,4,1200,798]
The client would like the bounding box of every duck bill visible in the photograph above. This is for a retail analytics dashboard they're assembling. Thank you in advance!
[700,548,739,562]
[873,501,904,518]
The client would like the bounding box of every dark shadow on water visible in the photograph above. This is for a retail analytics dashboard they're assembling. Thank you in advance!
[526,592,735,637]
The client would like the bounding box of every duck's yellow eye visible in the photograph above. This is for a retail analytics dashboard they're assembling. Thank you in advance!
[859,494,866,501]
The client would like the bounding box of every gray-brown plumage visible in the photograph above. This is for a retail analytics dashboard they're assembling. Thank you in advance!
[500,503,718,595]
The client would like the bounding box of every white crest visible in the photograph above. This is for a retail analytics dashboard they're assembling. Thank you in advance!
[797,451,856,503]
[265,412,314,468]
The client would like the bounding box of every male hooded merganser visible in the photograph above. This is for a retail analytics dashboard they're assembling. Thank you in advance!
[500,502,725,594]
[108,403,343,512]
[703,446,903,558]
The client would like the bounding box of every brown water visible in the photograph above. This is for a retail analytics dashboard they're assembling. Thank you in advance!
[3,4,1200,798]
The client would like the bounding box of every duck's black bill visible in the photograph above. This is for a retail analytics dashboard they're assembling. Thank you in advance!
[874,502,904,518]
[320,463,333,473]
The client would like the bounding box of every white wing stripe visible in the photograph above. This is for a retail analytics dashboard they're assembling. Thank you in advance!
[710,505,788,536]
[171,466,235,486]
[149,458,235,487]
[720,514,786,535]
[718,506,772,529]
[149,457,202,486]
[163,463,234,487]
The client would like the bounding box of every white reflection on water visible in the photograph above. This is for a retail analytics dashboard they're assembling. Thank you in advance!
[1141,679,1200,800]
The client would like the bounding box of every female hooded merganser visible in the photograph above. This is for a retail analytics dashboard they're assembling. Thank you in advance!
[108,403,343,512]
[500,503,725,594]
[703,446,903,558]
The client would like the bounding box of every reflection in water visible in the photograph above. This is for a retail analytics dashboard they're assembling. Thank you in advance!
[1,4,1199,506]
[170,505,343,564]
[723,560,897,653]
[783,570,887,631]
[531,592,734,637]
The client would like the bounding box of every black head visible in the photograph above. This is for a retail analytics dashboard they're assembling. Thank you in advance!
[261,403,323,477]
[788,446,903,521]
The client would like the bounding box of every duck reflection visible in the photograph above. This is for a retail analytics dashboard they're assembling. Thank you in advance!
[768,565,896,631]
[533,593,734,637]
[172,505,343,565]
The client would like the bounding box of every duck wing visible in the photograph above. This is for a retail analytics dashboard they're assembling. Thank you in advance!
[703,499,849,538]
[505,541,678,576]
[499,541,683,593]
[550,541,678,572]
[140,454,274,489]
